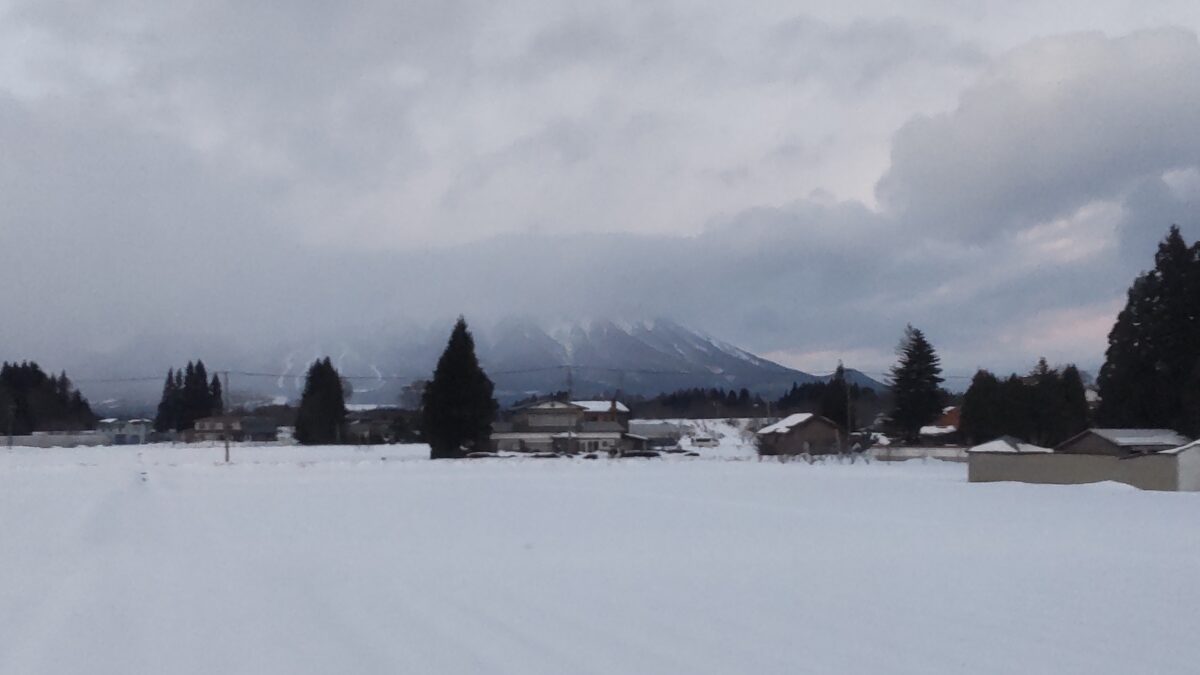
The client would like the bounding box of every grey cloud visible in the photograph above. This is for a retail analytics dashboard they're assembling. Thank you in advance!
[766,15,986,89]
[6,6,1200,386]
[878,28,1200,240]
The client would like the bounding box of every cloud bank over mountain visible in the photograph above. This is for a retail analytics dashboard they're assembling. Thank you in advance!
[3,2,1200,378]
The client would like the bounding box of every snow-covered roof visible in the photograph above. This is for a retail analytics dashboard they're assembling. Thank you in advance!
[757,413,814,435]
[1157,439,1200,456]
[571,400,630,413]
[968,438,1052,454]
[920,425,958,436]
[1089,429,1191,447]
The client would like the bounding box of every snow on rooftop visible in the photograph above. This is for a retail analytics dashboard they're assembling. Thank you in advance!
[920,425,958,436]
[756,413,813,435]
[571,400,630,413]
[1091,429,1191,447]
[968,438,1053,454]
[1158,439,1200,456]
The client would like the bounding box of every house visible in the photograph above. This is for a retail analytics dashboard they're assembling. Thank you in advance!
[345,407,408,444]
[191,416,278,443]
[968,429,1200,491]
[490,399,644,455]
[755,413,842,455]
[1055,428,1191,456]
[98,418,153,445]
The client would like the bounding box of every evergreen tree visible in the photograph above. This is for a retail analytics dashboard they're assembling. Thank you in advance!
[295,357,347,445]
[422,317,498,459]
[1059,365,1090,444]
[154,368,182,432]
[819,364,852,432]
[1028,358,1059,446]
[889,325,944,443]
[209,373,224,415]
[960,369,1003,444]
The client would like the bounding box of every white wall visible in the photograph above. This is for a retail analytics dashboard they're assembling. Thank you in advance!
[1177,447,1200,492]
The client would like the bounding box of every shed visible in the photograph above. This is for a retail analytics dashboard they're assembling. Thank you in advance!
[969,437,1200,491]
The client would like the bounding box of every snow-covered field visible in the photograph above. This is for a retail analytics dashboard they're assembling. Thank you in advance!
[2,445,1198,674]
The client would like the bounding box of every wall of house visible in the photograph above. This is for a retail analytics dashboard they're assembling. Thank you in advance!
[522,412,581,429]
[491,434,554,452]
[968,453,1184,491]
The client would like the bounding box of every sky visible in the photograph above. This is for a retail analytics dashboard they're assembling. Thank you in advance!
[4,0,1200,381]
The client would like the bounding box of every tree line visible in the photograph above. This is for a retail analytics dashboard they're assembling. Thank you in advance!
[0,362,96,434]
[630,387,766,418]
[960,359,1089,447]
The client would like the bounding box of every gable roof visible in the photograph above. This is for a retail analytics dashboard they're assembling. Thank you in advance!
[757,413,832,435]
[518,400,587,411]
[571,400,630,413]
[1088,428,1191,447]
[967,437,1052,454]
[1158,439,1200,456]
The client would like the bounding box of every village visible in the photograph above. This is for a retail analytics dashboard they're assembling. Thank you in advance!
[8,387,1200,492]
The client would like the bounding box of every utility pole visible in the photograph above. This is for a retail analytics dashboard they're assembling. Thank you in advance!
[7,402,13,449]
[841,360,850,454]
[221,370,231,464]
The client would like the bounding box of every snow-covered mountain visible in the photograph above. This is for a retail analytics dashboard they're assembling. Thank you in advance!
[71,318,886,410]
[478,317,818,401]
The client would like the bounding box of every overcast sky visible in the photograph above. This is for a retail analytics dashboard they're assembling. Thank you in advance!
[4,0,1200,379]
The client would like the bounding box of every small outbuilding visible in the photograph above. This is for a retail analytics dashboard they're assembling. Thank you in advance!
[968,431,1200,492]
[755,413,842,456]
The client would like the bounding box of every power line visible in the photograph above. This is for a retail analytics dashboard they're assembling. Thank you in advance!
[68,365,979,385]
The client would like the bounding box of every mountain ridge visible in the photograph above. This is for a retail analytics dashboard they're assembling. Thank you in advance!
[69,318,887,411]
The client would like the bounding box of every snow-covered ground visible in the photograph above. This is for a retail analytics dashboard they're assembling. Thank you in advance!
[2,445,1198,674]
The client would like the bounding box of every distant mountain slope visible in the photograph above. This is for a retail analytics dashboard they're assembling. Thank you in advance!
[471,317,886,402]
[70,318,887,410]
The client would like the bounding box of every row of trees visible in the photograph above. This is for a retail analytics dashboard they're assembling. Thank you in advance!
[153,361,224,432]
[0,362,96,434]
[960,359,1089,447]
[631,387,766,418]
[887,226,1200,445]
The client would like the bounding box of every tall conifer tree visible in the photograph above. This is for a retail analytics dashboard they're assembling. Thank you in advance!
[295,358,347,445]
[889,325,944,443]
[422,317,498,459]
